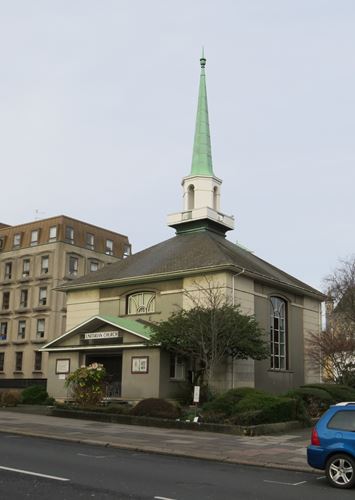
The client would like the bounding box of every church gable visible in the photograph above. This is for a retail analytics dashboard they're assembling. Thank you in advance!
[42,315,153,352]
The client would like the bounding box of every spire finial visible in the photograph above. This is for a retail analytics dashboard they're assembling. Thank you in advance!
[200,47,206,69]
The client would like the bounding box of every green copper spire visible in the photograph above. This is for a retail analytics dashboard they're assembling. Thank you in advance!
[190,51,214,176]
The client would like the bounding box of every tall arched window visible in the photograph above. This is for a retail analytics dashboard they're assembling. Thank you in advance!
[127,292,156,315]
[270,297,288,370]
[187,185,195,210]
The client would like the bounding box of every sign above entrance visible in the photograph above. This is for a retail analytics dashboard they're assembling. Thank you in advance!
[84,331,120,340]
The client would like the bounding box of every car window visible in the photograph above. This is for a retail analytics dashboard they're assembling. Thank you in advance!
[328,410,355,432]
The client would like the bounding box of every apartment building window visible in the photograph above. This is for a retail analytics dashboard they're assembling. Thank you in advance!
[49,226,57,242]
[65,226,74,244]
[15,352,23,371]
[36,319,45,339]
[39,287,47,306]
[34,351,42,371]
[105,239,113,255]
[18,320,26,340]
[0,353,4,371]
[0,236,5,251]
[86,233,95,250]
[89,261,99,272]
[4,262,12,280]
[41,256,49,274]
[20,289,28,309]
[13,233,21,249]
[30,229,39,246]
[0,322,8,341]
[123,244,131,258]
[2,292,10,310]
[22,259,30,277]
[69,256,78,276]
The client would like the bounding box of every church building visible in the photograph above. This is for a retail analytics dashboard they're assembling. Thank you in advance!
[43,55,325,401]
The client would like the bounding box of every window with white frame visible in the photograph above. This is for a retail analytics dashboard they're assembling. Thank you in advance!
[22,258,30,277]
[105,239,113,255]
[36,318,45,339]
[34,351,42,371]
[39,287,47,306]
[270,296,288,370]
[65,225,74,244]
[13,233,21,248]
[127,292,156,315]
[41,256,49,274]
[169,354,185,380]
[123,244,131,258]
[49,226,57,242]
[69,256,79,276]
[15,351,23,371]
[2,292,10,310]
[17,320,26,340]
[20,289,28,308]
[0,322,8,341]
[4,262,12,280]
[30,229,39,246]
[90,261,99,272]
[86,233,95,250]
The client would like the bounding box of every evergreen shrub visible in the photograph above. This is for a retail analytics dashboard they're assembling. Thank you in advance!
[303,384,355,403]
[130,398,181,419]
[286,387,333,418]
[21,385,49,404]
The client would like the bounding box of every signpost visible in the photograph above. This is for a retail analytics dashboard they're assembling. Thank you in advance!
[193,385,200,422]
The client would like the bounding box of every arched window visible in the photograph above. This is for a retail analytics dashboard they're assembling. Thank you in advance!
[127,292,156,315]
[270,297,288,370]
[187,185,195,210]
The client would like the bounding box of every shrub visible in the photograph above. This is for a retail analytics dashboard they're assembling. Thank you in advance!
[230,398,307,426]
[65,363,106,408]
[1,391,20,407]
[203,388,263,417]
[130,398,181,419]
[303,384,355,403]
[21,385,49,405]
[286,387,333,418]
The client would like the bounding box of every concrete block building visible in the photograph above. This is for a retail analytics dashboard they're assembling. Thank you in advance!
[0,216,130,388]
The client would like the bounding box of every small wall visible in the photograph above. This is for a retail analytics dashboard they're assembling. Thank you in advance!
[121,348,160,400]
[47,352,80,400]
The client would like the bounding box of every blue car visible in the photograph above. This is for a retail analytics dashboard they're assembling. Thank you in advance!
[307,402,355,488]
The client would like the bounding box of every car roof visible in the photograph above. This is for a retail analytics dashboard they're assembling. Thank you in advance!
[334,402,355,407]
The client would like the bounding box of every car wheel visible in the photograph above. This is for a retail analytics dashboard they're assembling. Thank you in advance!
[326,454,355,489]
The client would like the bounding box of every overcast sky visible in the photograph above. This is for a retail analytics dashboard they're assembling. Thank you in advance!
[1,1,354,292]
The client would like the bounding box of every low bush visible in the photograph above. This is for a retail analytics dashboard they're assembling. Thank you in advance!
[286,387,333,418]
[130,398,181,419]
[20,385,49,405]
[202,388,263,417]
[303,384,355,403]
[1,391,20,407]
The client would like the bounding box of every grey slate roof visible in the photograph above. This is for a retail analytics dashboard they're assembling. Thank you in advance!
[60,230,324,299]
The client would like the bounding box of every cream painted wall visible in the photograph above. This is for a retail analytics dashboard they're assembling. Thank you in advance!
[66,289,100,330]
[303,297,322,384]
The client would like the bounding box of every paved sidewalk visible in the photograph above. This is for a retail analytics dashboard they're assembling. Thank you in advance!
[0,410,313,472]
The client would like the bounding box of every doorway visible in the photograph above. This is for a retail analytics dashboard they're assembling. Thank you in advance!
[86,353,122,398]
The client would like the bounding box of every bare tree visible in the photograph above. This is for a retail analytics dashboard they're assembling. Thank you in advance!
[307,256,355,384]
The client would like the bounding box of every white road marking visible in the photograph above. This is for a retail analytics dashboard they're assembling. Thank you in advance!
[154,496,177,500]
[0,465,70,482]
[77,453,107,459]
[264,480,307,486]
[316,476,326,480]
